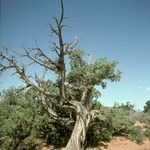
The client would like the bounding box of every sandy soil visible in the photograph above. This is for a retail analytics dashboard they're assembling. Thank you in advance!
[100,137,150,150]
[41,137,150,150]
[41,121,150,150]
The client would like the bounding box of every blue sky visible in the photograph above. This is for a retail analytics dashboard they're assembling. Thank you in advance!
[1,0,150,110]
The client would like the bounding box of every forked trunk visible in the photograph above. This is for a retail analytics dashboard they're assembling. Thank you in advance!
[65,104,92,150]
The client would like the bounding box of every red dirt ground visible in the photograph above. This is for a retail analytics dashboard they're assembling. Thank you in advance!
[40,137,149,150]
[100,137,149,150]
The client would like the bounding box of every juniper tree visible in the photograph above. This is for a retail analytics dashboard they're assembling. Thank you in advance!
[0,0,121,149]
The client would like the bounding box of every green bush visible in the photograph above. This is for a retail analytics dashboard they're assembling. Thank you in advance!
[0,87,145,149]
[86,104,144,147]
[0,87,73,149]
[0,87,49,149]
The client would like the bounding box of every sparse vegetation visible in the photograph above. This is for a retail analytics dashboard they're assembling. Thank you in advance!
[0,88,148,149]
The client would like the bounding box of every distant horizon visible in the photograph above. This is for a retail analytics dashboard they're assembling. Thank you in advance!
[1,0,150,110]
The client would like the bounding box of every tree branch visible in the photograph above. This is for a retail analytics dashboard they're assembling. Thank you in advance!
[0,51,54,98]
[22,46,60,71]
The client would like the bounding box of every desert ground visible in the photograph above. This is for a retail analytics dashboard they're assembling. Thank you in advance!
[100,137,149,150]
[85,137,149,150]
[41,137,149,150]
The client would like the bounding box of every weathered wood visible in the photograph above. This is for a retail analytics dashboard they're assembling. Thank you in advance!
[66,101,92,150]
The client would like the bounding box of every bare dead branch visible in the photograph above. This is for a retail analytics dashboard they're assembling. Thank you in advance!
[38,93,58,118]
[60,0,64,24]
[49,3,66,104]
[37,91,75,129]
[22,46,60,71]
[0,52,55,98]
[50,24,59,35]
[64,39,79,54]
[51,42,60,56]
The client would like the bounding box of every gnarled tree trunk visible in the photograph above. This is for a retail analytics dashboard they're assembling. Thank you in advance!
[65,102,92,150]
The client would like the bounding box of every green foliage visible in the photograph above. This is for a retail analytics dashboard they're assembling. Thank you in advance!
[144,127,150,139]
[0,86,72,149]
[86,104,144,147]
[113,102,134,111]
[0,88,145,149]
[0,87,49,149]
[143,100,150,113]
[67,51,121,87]
[129,126,145,144]
[137,112,150,126]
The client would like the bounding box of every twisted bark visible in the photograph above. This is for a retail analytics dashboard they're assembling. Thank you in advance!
[65,102,92,150]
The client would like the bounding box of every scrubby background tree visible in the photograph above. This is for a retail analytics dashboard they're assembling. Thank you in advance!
[143,100,150,113]
[1,0,145,150]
